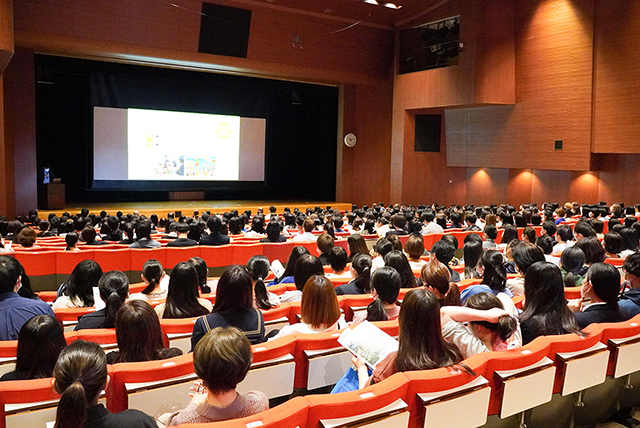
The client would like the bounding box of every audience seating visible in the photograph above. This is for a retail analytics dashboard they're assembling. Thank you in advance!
[53,250,94,284]
[0,378,62,428]
[164,247,201,271]
[106,353,195,415]
[93,248,131,275]
[306,372,410,428]
[261,304,292,334]
[186,396,310,428]
[54,307,97,332]
[159,317,200,353]
[240,336,297,399]
[293,330,350,391]
[262,241,295,264]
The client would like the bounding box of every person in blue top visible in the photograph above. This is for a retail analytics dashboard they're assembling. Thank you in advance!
[619,252,640,320]
[0,256,54,341]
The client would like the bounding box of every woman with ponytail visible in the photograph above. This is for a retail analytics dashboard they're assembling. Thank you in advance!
[188,257,213,294]
[246,255,279,310]
[352,266,401,323]
[420,260,461,307]
[335,253,372,296]
[129,259,166,301]
[53,340,155,428]
[441,292,519,359]
[559,247,586,288]
[74,271,130,330]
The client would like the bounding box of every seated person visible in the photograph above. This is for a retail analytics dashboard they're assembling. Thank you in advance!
[559,247,586,287]
[316,233,334,265]
[15,227,38,248]
[0,315,66,381]
[278,254,323,303]
[385,250,420,288]
[200,215,230,246]
[53,260,102,309]
[405,233,427,271]
[267,246,309,286]
[0,256,54,340]
[107,300,182,364]
[352,266,400,323]
[353,289,462,388]
[166,327,268,425]
[81,226,108,245]
[118,222,135,245]
[75,271,129,330]
[65,231,80,251]
[292,218,317,242]
[155,262,212,319]
[335,253,372,296]
[128,259,167,301]
[506,242,545,296]
[260,221,287,243]
[429,240,461,282]
[325,246,351,280]
[129,220,161,248]
[620,252,640,319]
[166,222,198,247]
[53,340,156,428]
[441,292,518,359]
[482,225,498,250]
[191,266,265,349]
[103,216,123,241]
[568,262,623,328]
[271,275,347,339]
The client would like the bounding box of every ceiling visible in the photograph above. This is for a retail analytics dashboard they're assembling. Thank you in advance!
[245,0,448,28]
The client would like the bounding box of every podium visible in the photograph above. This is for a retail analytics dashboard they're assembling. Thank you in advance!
[38,183,65,210]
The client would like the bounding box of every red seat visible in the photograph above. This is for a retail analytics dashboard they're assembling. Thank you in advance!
[291,330,346,390]
[129,248,166,272]
[231,243,263,266]
[55,250,95,279]
[93,248,131,273]
[423,233,444,252]
[604,257,625,267]
[106,353,194,413]
[164,246,201,270]
[186,396,309,428]
[305,372,410,428]
[13,251,58,290]
[341,294,374,321]
[199,244,233,268]
[404,353,488,428]
[262,241,295,264]
[0,377,61,428]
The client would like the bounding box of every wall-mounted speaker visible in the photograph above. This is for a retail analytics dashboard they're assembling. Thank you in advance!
[414,114,441,152]
[199,3,252,58]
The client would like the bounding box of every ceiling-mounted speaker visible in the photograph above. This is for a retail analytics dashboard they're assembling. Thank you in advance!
[199,3,252,58]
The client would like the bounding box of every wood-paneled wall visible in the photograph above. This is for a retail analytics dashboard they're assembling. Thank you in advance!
[592,1,640,153]
[0,0,12,73]
[13,0,394,85]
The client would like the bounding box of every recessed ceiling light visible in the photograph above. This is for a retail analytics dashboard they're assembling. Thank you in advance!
[324,8,333,13]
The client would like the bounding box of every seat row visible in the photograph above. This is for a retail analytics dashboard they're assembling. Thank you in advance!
[1,314,640,428]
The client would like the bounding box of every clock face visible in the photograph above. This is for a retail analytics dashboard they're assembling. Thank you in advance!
[344,133,357,147]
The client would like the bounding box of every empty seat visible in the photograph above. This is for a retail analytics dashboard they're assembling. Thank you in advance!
[293,330,350,390]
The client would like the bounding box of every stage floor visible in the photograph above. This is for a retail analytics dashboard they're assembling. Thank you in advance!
[40,201,353,218]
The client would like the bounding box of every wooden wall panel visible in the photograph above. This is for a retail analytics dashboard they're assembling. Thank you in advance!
[507,169,533,208]
[593,1,640,153]
[0,0,13,73]
[341,78,393,206]
[0,76,9,217]
[13,0,394,84]
[466,168,509,206]
[530,169,572,206]
[596,154,640,205]
[569,171,600,204]
[3,48,38,216]
[474,0,516,105]
[445,0,594,171]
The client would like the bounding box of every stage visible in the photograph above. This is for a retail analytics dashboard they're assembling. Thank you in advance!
[39,201,353,218]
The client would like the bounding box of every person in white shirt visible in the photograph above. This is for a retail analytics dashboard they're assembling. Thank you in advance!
[552,224,574,254]
[421,211,444,234]
[292,218,317,242]
[271,275,347,340]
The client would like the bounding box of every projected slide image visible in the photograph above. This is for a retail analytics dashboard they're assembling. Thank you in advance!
[128,109,240,181]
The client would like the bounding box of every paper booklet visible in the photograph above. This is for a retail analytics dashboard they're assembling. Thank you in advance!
[338,321,399,370]
[270,259,285,280]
